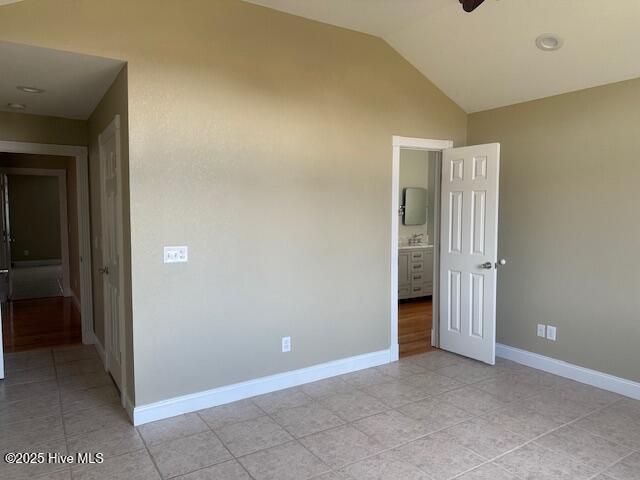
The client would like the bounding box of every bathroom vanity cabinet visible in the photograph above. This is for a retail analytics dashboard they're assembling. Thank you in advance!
[398,246,433,299]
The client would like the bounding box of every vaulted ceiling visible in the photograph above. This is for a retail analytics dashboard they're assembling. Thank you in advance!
[245,0,640,112]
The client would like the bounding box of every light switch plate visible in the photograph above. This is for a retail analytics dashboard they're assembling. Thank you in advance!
[164,246,188,263]
[546,326,557,341]
[537,324,546,338]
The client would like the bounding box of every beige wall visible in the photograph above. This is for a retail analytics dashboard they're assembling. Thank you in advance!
[7,174,61,262]
[0,111,87,146]
[87,65,134,401]
[0,153,81,299]
[468,77,640,383]
[0,0,466,405]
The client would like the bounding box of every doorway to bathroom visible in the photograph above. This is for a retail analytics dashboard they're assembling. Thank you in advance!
[390,136,503,365]
[391,137,449,360]
[397,148,440,357]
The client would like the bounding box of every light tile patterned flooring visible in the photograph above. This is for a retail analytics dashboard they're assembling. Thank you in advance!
[1,345,639,480]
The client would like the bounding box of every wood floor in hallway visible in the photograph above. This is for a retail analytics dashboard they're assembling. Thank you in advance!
[398,297,434,358]
[2,296,81,353]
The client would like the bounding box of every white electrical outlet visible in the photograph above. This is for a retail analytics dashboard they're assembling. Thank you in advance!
[281,336,291,353]
[164,246,188,263]
[546,326,557,341]
[537,324,546,338]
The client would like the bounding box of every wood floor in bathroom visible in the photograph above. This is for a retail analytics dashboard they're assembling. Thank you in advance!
[398,297,434,358]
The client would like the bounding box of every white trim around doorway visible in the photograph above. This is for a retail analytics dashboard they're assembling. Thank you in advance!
[391,136,453,361]
[0,141,94,345]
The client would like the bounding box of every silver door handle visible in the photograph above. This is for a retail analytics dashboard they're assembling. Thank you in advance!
[479,262,493,269]
[0,269,7,274]
[497,259,507,266]
[99,266,109,275]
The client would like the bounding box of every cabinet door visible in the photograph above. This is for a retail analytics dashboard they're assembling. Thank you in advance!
[398,252,410,287]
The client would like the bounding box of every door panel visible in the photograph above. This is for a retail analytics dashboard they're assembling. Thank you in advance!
[440,143,500,364]
[99,122,124,394]
[448,270,461,333]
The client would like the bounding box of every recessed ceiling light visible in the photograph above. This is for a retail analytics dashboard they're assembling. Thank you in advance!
[7,103,26,110]
[536,34,564,51]
[17,86,45,94]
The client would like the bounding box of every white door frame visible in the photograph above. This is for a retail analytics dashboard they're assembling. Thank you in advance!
[391,136,453,361]
[98,114,127,407]
[0,141,94,345]
[0,167,71,297]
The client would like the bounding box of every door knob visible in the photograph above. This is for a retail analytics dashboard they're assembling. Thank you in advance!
[99,266,109,275]
[497,259,507,266]
[479,262,493,269]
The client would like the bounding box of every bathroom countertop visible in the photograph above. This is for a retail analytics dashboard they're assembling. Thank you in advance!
[398,244,434,250]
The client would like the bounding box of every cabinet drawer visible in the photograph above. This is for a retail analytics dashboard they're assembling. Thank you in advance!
[398,286,410,297]
[411,272,426,283]
[410,261,424,273]
[410,251,424,261]
[410,284,425,296]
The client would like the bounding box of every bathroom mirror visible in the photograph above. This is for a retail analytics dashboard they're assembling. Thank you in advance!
[403,187,427,225]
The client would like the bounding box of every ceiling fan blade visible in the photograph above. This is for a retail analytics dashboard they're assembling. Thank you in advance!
[459,0,486,13]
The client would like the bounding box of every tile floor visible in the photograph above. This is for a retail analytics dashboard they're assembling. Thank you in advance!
[1,345,639,480]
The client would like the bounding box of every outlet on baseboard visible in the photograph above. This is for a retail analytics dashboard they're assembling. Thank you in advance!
[537,324,546,338]
[546,326,557,341]
[281,336,291,353]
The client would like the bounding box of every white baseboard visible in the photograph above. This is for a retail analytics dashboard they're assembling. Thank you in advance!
[497,343,640,400]
[132,349,391,426]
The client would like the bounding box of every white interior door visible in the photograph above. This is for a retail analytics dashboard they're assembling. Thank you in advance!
[439,143,500,364]
[99,117,125,396]
[0,174,10,378]
[0,173,12,302]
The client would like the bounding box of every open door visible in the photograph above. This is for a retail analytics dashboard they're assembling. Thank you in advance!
[0,173,11,302]
[439,143,501,364]
[0,173,11,378]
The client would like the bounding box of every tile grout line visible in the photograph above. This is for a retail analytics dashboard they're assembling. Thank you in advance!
[136,420,170,480]
[583,449,639,480]
[259,404,335,478]
[195,409,260,480]
[446,397,630,480]
[54,348,75,479]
